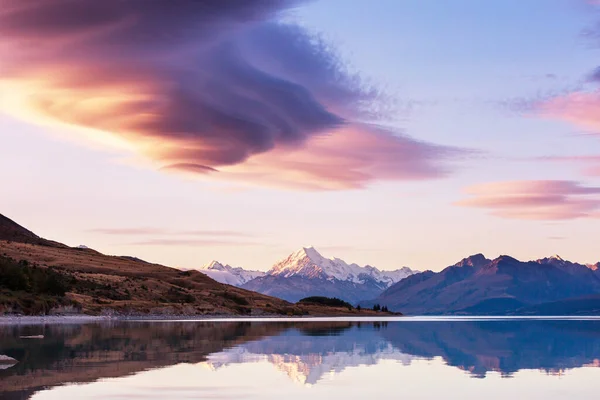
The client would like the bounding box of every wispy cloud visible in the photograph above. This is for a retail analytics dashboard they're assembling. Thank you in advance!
[539,92,600,133]
[128,239,260,247]
[456,180,600,220]
[0,0,467,190]
[539,155,600,177]
[89,228,168,236]
[533,3,600,134]
[89,228,251,238]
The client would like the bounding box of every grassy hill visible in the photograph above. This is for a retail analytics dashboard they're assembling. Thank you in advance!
[0,213,390,317]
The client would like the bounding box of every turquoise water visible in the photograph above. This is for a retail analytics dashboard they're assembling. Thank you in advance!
[1,317,600,399]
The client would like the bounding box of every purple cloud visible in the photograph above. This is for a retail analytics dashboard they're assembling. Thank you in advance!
[0,0,466,190]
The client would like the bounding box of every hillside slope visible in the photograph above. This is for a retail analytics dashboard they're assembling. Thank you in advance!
[0,213,387,316]
[0,214,65,248]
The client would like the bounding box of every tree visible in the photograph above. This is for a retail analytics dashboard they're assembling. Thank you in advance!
[356,305,361,311]
[373,304,381,312]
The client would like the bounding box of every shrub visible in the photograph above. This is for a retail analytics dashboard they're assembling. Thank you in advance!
[298,296,353,309]
[0,256,68,296]
[222,291,250,306]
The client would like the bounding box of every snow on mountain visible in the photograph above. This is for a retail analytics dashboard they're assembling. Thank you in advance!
[534,254,600,275]
[536,254,567,265]
[197,247,415,301]
[454,253,491,268]
[268,246,415,287]
[199,261,265,286]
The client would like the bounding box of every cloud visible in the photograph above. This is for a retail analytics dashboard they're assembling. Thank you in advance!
[89,226,257,246]
[213,124,464,190]
[128,239,259,247]
[89,228,168,236]
[456,180,600,220]
[539,92,600,133]
[540,155,600,177]
[588,67,600,83]
[534,6,600,134]
[89,228,250,237]
[0,0,464,190]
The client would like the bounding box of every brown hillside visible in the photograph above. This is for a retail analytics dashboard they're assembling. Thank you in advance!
[0,214,393,317]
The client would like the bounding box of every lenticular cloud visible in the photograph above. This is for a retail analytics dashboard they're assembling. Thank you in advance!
[0,0,462,190]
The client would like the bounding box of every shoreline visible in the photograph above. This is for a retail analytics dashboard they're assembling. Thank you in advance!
[0,313,396,325]
[1,314,600,325]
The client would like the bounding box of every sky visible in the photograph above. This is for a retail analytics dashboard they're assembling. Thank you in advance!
[1,0,600,272]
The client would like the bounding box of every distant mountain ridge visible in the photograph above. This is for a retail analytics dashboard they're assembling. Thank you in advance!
[200,247,417,303]
[364,253,600,315]
[199,261,265,286]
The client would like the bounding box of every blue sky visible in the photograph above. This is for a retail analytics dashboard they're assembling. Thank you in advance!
[1,0,600,271]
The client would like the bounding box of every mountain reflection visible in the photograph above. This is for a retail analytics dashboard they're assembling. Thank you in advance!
[1,319,600,398]
[206,322,413,384]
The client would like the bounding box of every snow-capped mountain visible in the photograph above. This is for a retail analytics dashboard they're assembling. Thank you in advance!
[269,247,414,286]
[242,247,417,303]
[196,247,415,303]
[198,261,265,286]
[536,255,600,276]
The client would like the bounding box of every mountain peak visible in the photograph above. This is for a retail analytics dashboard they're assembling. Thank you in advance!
[494,255,520,264]
[455,253,491,268]
[293,246,323,260]
[536,254,571,266]
[198,261,265,285]
[202,260,227,271]
[268,247,416,286]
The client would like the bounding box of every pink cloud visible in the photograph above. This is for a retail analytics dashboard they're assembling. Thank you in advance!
[540,92,600,133]
[541,155,600,177]
[456,180,600,220]
[89,228,250,237]
[536,91,600,177]
[0,1,465,190]
[166,124,463,190]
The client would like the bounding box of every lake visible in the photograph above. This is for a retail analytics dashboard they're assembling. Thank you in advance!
[1,317,600,399]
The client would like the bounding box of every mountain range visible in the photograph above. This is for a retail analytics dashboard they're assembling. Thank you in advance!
[198,261,265,286]
[3,211,600,316]
[363,253,600,315]
[199,247,416,303]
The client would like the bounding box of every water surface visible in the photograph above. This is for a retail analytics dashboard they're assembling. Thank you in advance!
[1,317,599,399]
